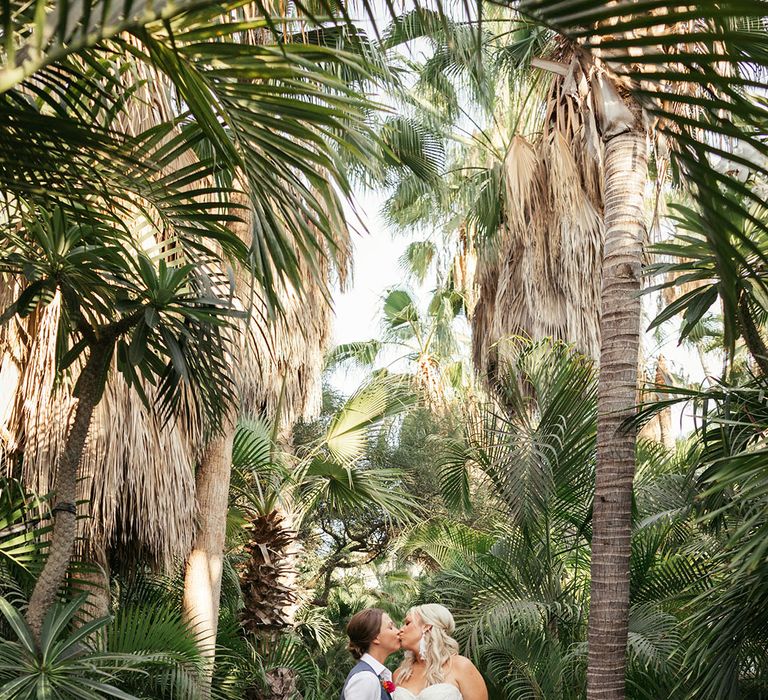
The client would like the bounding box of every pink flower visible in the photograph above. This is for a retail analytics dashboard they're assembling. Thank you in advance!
[381,680,397,694]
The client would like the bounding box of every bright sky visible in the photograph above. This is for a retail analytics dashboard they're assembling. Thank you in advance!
[331,190,401,346]
[327,188,419,394]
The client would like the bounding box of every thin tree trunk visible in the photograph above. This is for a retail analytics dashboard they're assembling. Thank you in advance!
[183,411,237,694]
[77,543,111,620]
[26,341,112,643]
[654,356,674,451]
[738,294,768,376]
[587,129,648,700]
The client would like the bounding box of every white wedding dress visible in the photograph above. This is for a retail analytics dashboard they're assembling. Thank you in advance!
[393,684,463,700]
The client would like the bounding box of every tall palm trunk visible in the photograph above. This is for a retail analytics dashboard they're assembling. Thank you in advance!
[26,340,112,642]
[587,122,648,698]
[183,411,237,694]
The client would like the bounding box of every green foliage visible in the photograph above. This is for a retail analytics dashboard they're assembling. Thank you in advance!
[0,480,48,592]
[231,416,289,517]
[0,207,243,431]
[107,600,205,699]
[440,339,597,527]
[328,286,472,405]
[0,596,143,699]
[648,192,768,367]
[1,1,389,310]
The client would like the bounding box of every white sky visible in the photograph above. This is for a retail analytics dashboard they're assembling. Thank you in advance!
[331,190,401,346]
[327,188,430,394]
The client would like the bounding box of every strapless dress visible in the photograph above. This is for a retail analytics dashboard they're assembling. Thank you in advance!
[393,684,463,700]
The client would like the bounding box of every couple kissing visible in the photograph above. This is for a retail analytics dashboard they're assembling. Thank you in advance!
[341,604,487,700]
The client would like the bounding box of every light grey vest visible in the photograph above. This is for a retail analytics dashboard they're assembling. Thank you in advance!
[341,660,391,700]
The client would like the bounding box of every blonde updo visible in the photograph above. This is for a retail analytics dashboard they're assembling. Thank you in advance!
[398,604,460,684]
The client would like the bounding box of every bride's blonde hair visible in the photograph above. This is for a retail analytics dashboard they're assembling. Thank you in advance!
[398,604,460,684]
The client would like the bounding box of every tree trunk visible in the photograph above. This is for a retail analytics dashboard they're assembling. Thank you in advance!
[654,356,674,451]
[738,294,768,376]
[26,341,112,643]
[76,542,111,619]
[183,411,237,694]
[587,128,648,700]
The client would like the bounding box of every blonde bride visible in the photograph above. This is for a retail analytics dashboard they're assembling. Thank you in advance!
[393,604,487,700]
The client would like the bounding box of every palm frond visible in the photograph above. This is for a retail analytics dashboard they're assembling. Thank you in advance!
[324,374,414,465]
[325,340,383,370]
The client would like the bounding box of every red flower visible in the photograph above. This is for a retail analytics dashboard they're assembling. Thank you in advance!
[381,680,396,694]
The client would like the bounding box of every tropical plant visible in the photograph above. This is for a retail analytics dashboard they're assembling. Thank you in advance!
[649,185,768,376]
[0,479,48,601]
[633,375,768,698]
[1,0,392,677]
[233,375,419,613]
[0,596,147,699]
[328,286,472,406]
[395,342,731,698]
[0,206,243,642]
[375,3,768,694]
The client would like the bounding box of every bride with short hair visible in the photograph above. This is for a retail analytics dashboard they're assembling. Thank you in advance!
[393,604,487,700]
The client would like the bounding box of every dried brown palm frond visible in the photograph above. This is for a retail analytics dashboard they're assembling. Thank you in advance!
[227,184,351,429]
[0,284,201,569]
[502,136,540,239]
[0,202,344,572]
[472,63,605,383]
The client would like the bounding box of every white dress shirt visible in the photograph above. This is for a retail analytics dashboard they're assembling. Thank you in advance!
[344,653,392,700]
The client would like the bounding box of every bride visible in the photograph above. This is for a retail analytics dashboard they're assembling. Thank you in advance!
[392,604,487,700]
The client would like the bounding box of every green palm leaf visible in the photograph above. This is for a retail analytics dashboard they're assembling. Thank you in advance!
[324,374,414,464]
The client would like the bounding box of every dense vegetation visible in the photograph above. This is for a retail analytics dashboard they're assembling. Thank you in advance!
[1,1,767,699]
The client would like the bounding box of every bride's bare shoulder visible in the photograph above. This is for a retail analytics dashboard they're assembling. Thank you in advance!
[451,655,477,672]
[450,656,487,700]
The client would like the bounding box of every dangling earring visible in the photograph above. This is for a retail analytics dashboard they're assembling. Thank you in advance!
[418,634,427,661]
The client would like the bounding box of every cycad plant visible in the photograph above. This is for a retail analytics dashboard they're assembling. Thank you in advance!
[0,596,145,699]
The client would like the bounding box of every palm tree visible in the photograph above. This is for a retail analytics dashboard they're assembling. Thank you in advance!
[379,4,768,694]
[226,375,417,697]
[0,206,244,644]
[0,0,383,667]
[329,286,472,406]
[522,7,768,694]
